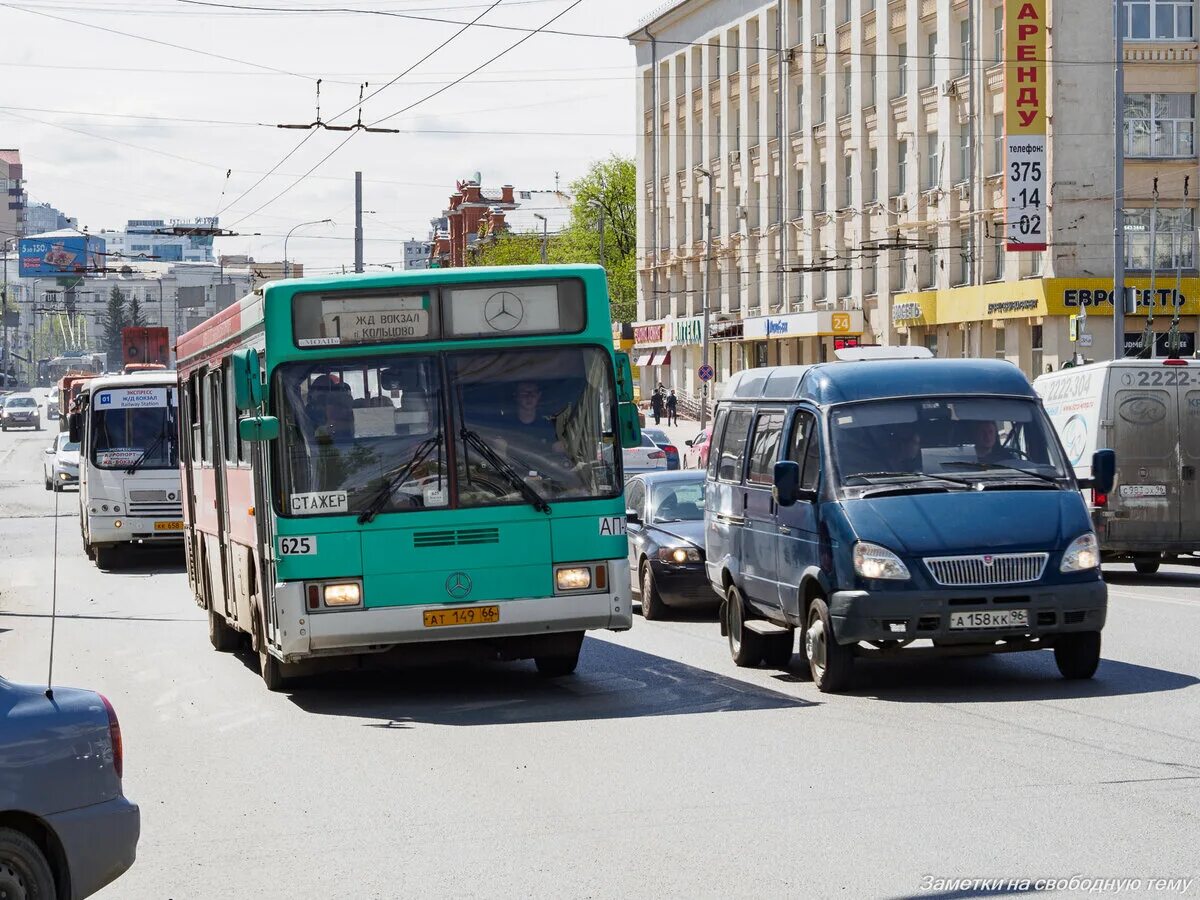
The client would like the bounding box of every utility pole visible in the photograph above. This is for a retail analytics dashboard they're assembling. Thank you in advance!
[354,171,364,274]
[1,239,10,387]
[588,199,606,269]
[534,214,548,264]
[695,167,715,430]
[1113,0,1127,361]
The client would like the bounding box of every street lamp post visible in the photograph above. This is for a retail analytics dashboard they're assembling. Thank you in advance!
[284,218,333,279]
[587,199,606,269]
[694,167,715,430]
[533,213,549,264]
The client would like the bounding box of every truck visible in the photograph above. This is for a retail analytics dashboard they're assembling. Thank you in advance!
[1035,358,1200,573]
[56,373,97,430]
[120,327,170,374]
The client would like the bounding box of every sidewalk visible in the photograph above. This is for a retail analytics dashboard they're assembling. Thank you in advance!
[641,412,707,469]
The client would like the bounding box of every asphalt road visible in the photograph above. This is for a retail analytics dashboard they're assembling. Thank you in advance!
[2,394,1198,899]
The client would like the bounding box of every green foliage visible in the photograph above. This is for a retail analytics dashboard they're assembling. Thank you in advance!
[127,291,146,328]
[102,285,129,368]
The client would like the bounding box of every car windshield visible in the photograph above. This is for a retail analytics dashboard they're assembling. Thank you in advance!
[58,434,79,452]
[651,479,705,523]
[830,396,1071,490]
[643,429,670,445]
[276,346,619,516]
[8,397,35,408]
[90,386,178,470]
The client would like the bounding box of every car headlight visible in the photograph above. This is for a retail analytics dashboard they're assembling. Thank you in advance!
[1060,533,1100,572]
[555,566,592,591]
[323,583,362,607]
[658,546,702,563]
[853,541,911,580]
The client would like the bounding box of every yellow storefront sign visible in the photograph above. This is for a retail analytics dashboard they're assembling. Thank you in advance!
[896,278,1200,326]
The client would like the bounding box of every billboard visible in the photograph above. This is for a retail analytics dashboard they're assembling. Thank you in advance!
[1004,0,1047,252]
[18,233,106,277]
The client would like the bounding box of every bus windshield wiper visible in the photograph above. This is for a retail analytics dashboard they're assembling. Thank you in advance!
[459,426,551,514]
[358,433,442,524]
[125,430,168,474]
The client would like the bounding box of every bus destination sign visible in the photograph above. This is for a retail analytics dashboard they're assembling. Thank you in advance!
[296,293,431,347]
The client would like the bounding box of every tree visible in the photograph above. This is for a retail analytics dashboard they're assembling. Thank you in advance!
[126,290,146,328]
[101,285,128,368]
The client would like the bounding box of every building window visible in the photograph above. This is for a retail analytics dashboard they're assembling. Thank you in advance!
[1124,0,1195,39]
[711,40,720,79]
[730,29,739,72]
[869,148,879,201]
[796,82,804,127]
[958,225,971,285]
[819,163,828,211]
[864,258,877,295]
[818,0,827,32]
[1124,207,1196,270]
[992,223,1005,280]
[958,129,971,183]
[993,5,1004,63]
[925,133,939,189]
[921,249,937,288]
[896,43,908,95]
[816,74,827,123]
[959,17,971,76]
[843,164,852,208]
[796,179,805,219]
[925,31,938,86]
[1031,324,1044,377]
[897,139,908,194]
[992,113,1004,174]
[842,64,852,116]
[839,0,851,25]
[995,326,1007,359]
[867,55,876,106]
[1124,93,1196,157]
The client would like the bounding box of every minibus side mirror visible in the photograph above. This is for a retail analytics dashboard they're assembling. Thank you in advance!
[618,402,641,448]
[68,412,82,443]
[232,348,264,411]
[773,461,801,507]
[238,415,279,442]
[1089,448,1116,494]
[614,352,634,404]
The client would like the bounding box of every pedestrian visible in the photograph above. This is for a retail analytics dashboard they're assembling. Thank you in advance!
[666,389,678,426]
[650,387,663,425]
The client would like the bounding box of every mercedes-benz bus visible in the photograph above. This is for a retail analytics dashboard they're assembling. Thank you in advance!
[176,265,640,690]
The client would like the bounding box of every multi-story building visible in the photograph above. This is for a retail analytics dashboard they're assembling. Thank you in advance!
[403,239,431,270]
[629,0,1200,400]
[101,217,219,263]
[24,202,75,236]
[0,149,26,242]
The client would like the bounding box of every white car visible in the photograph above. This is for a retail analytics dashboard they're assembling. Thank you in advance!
[622,432,668,478]
[43,432,81,491]
[1,393,41,431]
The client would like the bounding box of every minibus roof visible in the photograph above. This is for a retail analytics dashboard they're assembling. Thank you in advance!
[720,358,1038,406]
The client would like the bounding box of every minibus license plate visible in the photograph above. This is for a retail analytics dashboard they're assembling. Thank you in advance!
[154,521,185,531]
[423,605,500,628]
[949,609,1028,630]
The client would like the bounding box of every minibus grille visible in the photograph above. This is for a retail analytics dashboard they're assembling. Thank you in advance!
[413,527,500,548]
[924,553,1048,587]
[129,501,183,518]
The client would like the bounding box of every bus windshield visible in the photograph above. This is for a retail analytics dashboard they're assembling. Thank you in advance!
[90,386,178,470]
[275,346,619,517]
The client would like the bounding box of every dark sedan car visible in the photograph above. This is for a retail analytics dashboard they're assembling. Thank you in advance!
[625,471,717,619]
[1,677,139,898]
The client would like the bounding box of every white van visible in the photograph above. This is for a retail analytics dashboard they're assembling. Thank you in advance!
[1035,359,1200,573]
[69,371,184,569]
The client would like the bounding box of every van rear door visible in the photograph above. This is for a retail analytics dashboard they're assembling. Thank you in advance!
[1107,365,1181,547]
[1175,365,1200,548]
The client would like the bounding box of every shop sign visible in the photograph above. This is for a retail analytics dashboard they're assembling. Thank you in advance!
[892,301,924,324]
[671,317,704,345]
[744,310,864,339]
[1004,0,1047,251]
[633,323,664,344]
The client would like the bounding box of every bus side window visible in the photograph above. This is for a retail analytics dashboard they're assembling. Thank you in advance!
[222,360,237,466]
[179,381,192,466]
[197,371,209,464]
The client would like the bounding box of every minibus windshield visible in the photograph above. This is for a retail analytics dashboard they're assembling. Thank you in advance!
[830,396,1071,490]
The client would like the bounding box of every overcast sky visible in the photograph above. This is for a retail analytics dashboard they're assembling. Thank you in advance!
[0,0,651,272]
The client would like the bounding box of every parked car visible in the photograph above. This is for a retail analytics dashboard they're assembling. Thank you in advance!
[1,393,41,431]
[0,676,140,898]
[706,353,1115,692]
[641,427,681,470]
[44,432,81,491]
[1035,358,1200,574]
[622,431,668,478]
[685,427,712,469]
[625,471,715,619]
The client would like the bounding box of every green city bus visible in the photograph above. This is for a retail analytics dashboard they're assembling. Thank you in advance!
[176,264,641,690]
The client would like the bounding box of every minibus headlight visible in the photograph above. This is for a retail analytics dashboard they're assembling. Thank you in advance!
[1060,533,1100,572]
[853,542,911,580]
[323,583,362,607]
[555,566,592,591]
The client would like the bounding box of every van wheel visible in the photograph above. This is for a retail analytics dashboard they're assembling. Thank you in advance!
[1133,559,1161,575]
[806,596,854,693]
[94,544,118,570]
[639,561,667,621]
[208,607,239,652]
[0,826,56,899]
[725,583,764,668]
[1054,631,1101,680]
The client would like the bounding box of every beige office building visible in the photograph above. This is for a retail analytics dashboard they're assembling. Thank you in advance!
[628,0,1200,401]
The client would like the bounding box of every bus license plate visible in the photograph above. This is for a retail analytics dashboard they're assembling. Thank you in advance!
[423,605,500,628]
[949,609,1029,630]
[154,521,184,531]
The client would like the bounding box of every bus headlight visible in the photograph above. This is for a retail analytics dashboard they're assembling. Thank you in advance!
[113,520,122,529]
[1060,533,1100,572]
[323,583,362,607]
[555,566,592,591]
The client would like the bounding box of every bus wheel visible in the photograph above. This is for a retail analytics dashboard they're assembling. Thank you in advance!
[259,648,290,692]
[726,583,764,668]
[534,631,584,677]
[94,544,119,570]
[208,608,239,652]
[806,596,854,693]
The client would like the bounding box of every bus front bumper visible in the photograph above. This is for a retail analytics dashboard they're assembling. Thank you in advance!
[88,514,185,545]
[271,569,633,661]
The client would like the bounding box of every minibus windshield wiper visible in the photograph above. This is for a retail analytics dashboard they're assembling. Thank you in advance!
[459,426,551,514]
[358,433,442,524]
[941,461,1061,484]
[125,429,170,474]
[844,471,966,488]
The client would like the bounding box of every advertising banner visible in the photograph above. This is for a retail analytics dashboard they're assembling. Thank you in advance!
[18,234,105,277]
[1005,0,1048,251]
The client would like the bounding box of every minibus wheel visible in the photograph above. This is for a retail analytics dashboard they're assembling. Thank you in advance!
[806,597,854,693]
[725,584,764,667]
[1133,557,1161,575]
[1053,631,1101,680]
